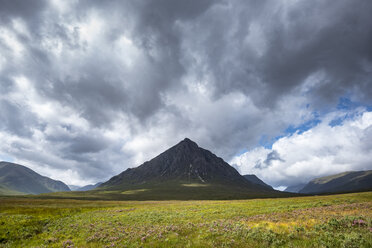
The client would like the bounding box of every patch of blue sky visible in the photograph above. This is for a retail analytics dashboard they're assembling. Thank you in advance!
[258,135,273,149]
[284,118,321,135]
[329,111,357,127]
[276,97,371,141]
[243,97,372,154]
[337,97,359,110]
[330,97,372,127]
[329,117,344,127]
[236,148,248,156]
[337,96,372,111]
[257,112,322,149]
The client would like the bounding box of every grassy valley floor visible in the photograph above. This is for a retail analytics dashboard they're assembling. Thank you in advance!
[0,192,372,247]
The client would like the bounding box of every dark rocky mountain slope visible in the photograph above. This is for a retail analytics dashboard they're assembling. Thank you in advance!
[243,174,273,190]
[98,138,286,200]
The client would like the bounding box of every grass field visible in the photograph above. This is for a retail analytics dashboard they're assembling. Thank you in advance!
[1,192,372,247]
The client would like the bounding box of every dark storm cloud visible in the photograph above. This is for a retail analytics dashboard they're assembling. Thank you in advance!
[0,0,371,184]
[260,0,372,106]
[67,135,109,154]
[0,0,47,26]
[180,0,372,107]
[17,0,219,127]
[48,72,128,127]
[2,0,372,124]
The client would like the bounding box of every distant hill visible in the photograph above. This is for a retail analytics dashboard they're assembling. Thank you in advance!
[284,183,306,193]
[299,170,372,194]
[97,138,286,200]
[243,174,273,190]
[68,185,81,191]
[69,182,102,191]
[0,161,70,195]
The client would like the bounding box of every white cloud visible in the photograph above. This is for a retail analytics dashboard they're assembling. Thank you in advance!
[231,110,372,187]
[0,0,371,187]
[0,26,24,57]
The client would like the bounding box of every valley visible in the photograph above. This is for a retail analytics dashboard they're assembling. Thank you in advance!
[1,192,371,247]
[1,139,371,247]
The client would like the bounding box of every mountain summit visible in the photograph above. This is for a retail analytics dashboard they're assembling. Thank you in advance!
[101,138,263,189]
[99,138,281,200]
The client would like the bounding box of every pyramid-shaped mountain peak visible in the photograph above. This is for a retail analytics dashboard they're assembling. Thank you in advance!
[100,139,274,194]
[181,137,197,144]
[176,137,199,149]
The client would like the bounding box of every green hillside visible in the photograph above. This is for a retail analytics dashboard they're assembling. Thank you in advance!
[0,184,24,195]
[0,161,71,195]
[300,170,372,194]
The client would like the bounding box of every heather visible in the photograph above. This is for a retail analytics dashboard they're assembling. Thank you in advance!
[0,192,371,247]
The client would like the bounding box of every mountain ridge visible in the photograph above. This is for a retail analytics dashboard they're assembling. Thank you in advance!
[299,170,372,194]
[69,182,102,191]
[0,161,70,195]
[100,138,270,191]
[284,183,307,193]
[93,138,287,200]
[243,174,273,190]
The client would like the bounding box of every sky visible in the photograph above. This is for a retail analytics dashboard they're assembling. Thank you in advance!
[0,0,372,188]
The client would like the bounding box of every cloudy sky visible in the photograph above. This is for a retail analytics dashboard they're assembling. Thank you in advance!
[0,0,372,188]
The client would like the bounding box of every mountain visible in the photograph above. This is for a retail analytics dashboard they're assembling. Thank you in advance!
[0,184,24,195]
[68,185,81,191]
[299,170,372,194]
[98,138,285,200]
[284,183,307,193]
[0,161,70,195]
[243,174,273,190]
[69,182,102,191]
[78,182,102,191]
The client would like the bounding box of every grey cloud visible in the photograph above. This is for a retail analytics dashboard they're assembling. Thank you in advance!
[0,100,36,137]
[263,150,284,166]
[0,75,13,93]
[29,0,219,126]
[67,135,109,154]
[0,0,47,26]
[254,150,284,170]
[0,0,371,184]
[3,0,372,126]
[193,0,372,107]
[253,161,265,170]
[261,0,372,106]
